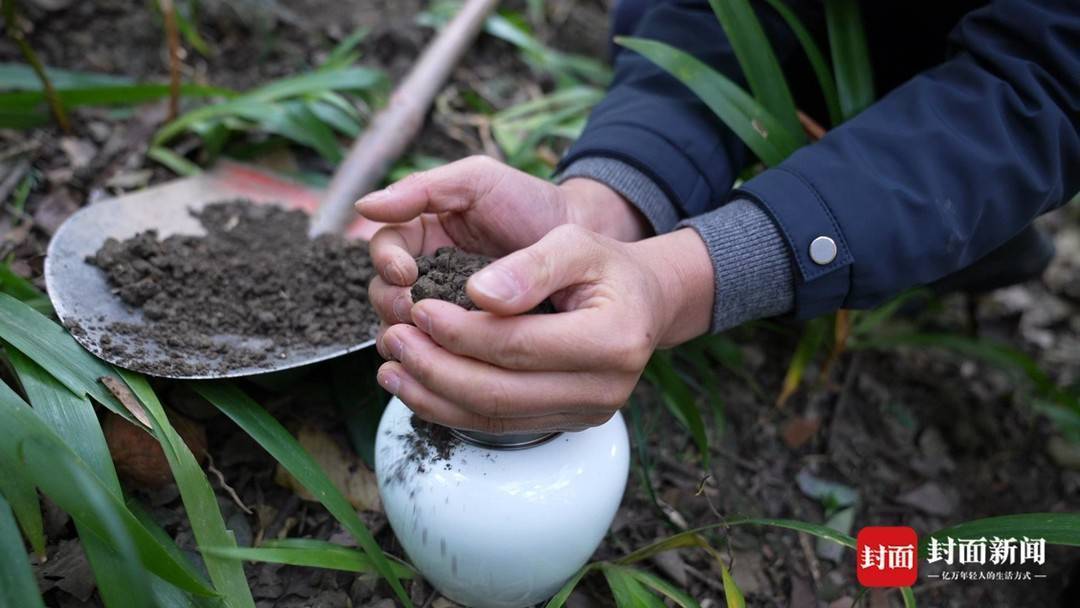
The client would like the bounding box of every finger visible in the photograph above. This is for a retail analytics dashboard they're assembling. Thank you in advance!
[369,276,414,325]
[380,324,626,418]
[376,362,614,434]
[411,299,646,372]
[354,155,504,223]
[467,224,604,316]
[368,221,424,286]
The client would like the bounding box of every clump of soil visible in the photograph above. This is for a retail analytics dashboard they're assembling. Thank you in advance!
[87,200,378,376]
[411,246,554,313]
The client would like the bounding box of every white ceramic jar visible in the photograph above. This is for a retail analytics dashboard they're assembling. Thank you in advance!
[375,397,630,608]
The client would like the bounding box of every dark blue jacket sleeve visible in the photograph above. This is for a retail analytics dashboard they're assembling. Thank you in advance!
[737,0,1080,317]
[557,0,803,219]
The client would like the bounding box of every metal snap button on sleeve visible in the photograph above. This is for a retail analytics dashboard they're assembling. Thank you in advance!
[809,236,838,265]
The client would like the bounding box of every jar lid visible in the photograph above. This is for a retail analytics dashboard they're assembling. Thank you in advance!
[450,428,560,449]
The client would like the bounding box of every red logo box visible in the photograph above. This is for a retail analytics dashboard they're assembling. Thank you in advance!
[856,527,919,587]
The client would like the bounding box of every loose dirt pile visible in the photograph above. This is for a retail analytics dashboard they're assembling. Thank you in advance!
[412,246,554,313]
[87,200,378,376]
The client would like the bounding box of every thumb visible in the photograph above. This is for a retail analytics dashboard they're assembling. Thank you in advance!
[467,225,601,315]
[353,155,498,223]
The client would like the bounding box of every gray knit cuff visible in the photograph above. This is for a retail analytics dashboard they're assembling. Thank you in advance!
[679,199,795,332]
[555,157,680,234]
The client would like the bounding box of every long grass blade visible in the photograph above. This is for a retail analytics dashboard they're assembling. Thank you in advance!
[601,564,666,607]
[20,437,153,605]
[0,494,44,608]
[624,567,701,608]
[900,586,917,608]
[9,350,199,607]
[0,380,214,594]
[0,262,51,314]
[707,0,803,139]
[202,543,414,578]
[760,0,841,126]
[193,381,413,608]
[644,351,710,466]
[121,372,254,608]
[544,563,596,608]
[720,560,746,608]
[824,0,874,120]
[922,513,1080,556]
[616,37,801,166]
[0,293,128,419]
[776,317,828,407]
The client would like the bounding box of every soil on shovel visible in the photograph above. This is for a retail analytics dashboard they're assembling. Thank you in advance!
[412,246,554,313]
[87,200,378,376]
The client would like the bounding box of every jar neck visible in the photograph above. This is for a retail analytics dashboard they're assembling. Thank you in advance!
[450,428,560,450]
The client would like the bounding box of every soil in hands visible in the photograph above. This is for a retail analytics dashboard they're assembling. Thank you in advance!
[87,200,378,376]
[411,246,554,313]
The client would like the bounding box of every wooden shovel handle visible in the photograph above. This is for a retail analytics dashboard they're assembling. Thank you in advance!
[311,0,501,235]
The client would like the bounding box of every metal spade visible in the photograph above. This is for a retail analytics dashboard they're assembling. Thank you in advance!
[44,0,500,380]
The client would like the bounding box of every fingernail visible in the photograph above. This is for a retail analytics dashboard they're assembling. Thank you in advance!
[413,308,431,333]
[471,266,520,302]
[378,370,400,394]
[392,296,411,322]
[385,333,404,360]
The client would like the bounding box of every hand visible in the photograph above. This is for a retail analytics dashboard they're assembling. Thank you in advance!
[355,155,649,326]
[374,224,715,433]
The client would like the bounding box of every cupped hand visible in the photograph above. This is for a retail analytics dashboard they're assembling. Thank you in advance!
[355,155,648,326]
[374,224,715,433]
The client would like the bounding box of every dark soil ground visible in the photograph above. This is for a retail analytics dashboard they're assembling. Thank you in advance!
[87,200,378,376]
[2,1,1078,607]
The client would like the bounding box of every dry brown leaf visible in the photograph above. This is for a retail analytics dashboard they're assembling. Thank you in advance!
[273,425,381,512]
[100,376,152,427]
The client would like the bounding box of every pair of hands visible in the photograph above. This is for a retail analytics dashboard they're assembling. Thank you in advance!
[356,156,713,433]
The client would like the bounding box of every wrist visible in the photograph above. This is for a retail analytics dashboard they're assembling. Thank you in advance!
[560,178,651,242]
[631,228,714,347]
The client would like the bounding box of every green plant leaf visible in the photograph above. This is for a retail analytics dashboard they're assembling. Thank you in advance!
[624,567,700,608]
[726,516,857,549]
[922,513,1080,557]
[900,586,917,608]
[824,0,874,120]
[0,262,50,314]
[760,0,841,126]
[20,437,153,605]
[720,560,746,608]
[193,381,413,608]
[707,0,803,139]
[0,292,128,420]
[644,351,710,466]
[321,27,369,70]
[0,62,132,90]
[202,542,414,578]
[776,317,828,407]
[270,101,343,162]
[616,37,801,166]
[0,380,214,595]
[120,372,254,608]
[602,564,666,608]
[0,494,44,608]
[8,349,193,607]
[147,146,203,177]
[544,563,596,608]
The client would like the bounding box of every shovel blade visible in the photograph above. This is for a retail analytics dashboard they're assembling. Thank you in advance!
[45,162,379,380]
